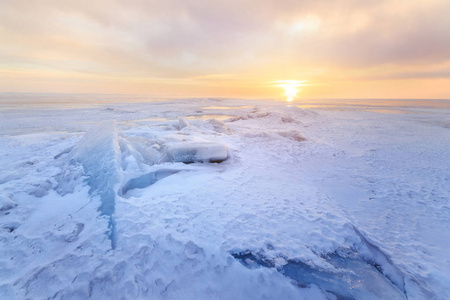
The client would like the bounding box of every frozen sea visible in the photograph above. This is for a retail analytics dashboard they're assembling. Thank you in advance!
[0,94,449,299]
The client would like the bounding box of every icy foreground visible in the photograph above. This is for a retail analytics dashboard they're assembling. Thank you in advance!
[0,96,449,299]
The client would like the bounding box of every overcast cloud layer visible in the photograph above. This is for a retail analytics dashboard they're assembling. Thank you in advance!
[1,0,450,97]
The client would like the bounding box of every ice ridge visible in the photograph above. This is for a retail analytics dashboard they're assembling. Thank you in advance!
[68,121,121,249]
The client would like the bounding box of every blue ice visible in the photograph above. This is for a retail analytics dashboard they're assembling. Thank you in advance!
[68,121,121,249]
[232,246,407,300]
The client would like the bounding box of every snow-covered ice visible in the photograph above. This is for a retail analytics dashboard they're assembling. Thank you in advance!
[0,94,449,299]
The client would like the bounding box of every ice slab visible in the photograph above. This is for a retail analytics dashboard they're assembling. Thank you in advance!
[232,249,406,300]
[166,142,228,163]
[231,227,408,300]
[177,117,190,130]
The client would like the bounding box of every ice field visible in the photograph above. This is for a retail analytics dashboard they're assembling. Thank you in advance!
[0,94,449,299]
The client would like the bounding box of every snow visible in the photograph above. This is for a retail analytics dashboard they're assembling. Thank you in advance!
[0,194,16,212]
[0,94,449,299]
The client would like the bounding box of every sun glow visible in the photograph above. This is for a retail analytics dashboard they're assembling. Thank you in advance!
[274,80,306,102]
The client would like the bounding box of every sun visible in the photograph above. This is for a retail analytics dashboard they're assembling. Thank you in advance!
[274,80,306,102]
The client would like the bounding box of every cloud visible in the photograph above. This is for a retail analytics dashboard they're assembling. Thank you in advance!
[1,0,450,92]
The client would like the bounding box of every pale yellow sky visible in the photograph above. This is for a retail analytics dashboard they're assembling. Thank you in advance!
[1,0,450,99]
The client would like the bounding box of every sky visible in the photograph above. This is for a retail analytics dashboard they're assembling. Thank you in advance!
[1,0,450,99]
